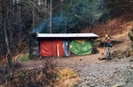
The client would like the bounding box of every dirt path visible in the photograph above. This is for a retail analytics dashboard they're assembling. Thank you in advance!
[56,55,133,87]
[16,33,133,87]
[19,33,131,70]
[18,52,133,87]
[54,34,133,87]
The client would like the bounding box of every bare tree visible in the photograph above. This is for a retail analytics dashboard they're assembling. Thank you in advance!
[1,0,12,68]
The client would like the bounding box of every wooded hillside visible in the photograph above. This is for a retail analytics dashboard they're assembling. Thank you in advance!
[0,0,133,60]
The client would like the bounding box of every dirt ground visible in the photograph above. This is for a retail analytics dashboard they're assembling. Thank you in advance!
[1,27,133,87]
[54,33,133,87]
[15,32,133,87]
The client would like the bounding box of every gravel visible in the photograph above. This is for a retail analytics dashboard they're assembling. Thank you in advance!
[57,57,133,87]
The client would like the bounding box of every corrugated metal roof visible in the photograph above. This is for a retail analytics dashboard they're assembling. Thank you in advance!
[36,33,98,38]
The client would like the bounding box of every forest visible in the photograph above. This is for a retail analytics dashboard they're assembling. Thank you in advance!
[0,0,133,87]
[0,0,133,61]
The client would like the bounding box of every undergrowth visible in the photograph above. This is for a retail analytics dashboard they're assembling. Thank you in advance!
[21,53,32,62]
[82,12,133,37]
[6,58,57,87]
[4,58,79,87]
[54,68,79,87]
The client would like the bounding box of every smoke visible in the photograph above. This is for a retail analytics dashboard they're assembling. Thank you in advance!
[31,14,71,33]
[31,0,108,33]
[52,15,65,27]
[31,19,47,33]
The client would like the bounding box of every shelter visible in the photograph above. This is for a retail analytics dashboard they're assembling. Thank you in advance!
[34,33,98,57]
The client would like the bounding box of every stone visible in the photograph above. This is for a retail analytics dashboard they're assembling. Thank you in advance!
[125,51,130,57]
[129,59,133,62]
[32,51,37,55]
[33,47,39,50]
[86,83,90,86]
[112,82,126,87]
[131,65,133,69]
[90,84,95,87]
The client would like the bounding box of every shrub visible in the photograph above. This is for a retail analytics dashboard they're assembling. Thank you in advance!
[6,58,57,87]
[21,54,32,62]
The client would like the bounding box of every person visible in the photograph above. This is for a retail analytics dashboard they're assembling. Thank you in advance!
[104,34,112,60]
[105,34,111,40]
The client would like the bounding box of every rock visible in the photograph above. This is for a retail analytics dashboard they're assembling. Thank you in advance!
[33,47,39,50]
[117,55,124,59]
[98,57,106,60]
[125,51,130,57]
[29,37,40,58]
[86,83,90,86]
[126,54,130,57]
[128,31,133,41]
[112,82,126,87]
[90,84,95,87]
[129,59,133,62]
[32,51,37,55]
[131,65,133,69]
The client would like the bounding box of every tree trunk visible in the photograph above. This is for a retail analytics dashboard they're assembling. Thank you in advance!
[3,22,12,68]
[1,0,13,68]
[50,0,52,33]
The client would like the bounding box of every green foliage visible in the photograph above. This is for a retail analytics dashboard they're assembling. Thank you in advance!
[21,54,32,62]
[52,0,108,33]
[0,0,133,58]
[52,0,133,33]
